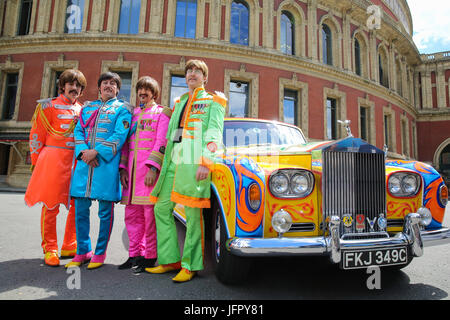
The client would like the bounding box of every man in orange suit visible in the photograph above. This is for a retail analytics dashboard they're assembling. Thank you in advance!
[25,69,87,267]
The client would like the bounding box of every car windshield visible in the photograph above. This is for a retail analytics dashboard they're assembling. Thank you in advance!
[223,120,306,148]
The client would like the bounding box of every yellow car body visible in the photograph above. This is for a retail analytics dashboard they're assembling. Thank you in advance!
[173,118,449,284]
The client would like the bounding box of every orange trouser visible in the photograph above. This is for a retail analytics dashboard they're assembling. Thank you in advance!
[40,199,77,254]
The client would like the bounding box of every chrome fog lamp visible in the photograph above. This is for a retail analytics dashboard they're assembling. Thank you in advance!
[417,207,432,227]
[272,209,292,236]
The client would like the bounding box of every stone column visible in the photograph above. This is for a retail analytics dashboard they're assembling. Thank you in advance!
[35,0,52,34]
[342,9,352,71]
[307,0,318,61]
[208,0,222,40]
[413,71,421,109]
[436,66,446,109]
[149,0,164,35]
[89,0,106,33]
[369,30,378,82]
[421,69,432,109]
[262,0,274,49]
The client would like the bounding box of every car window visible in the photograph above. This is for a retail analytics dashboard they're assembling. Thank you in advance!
[223,120,306,148]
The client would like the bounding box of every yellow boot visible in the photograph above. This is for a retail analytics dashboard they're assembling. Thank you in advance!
[87,254,105,270]
[44,252,60,267]
[64,252,92,268]
[65,261,82,268]
[145,262,181,274]
[60,249,77,258]
[172,268,196,283]
[87,262,103,270]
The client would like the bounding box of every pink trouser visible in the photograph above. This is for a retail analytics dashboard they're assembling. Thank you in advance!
[124,204,157,259]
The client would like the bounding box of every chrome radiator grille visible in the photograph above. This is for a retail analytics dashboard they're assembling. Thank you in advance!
[322,151,386,234]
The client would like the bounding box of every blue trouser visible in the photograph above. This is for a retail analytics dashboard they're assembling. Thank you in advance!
[75,198,114,256]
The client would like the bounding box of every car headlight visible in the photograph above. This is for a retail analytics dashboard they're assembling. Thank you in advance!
[388,172,420,197]
[388,175,402,194]
[291,174,309,195]
[269,172,289,195]
[269,169,314,198]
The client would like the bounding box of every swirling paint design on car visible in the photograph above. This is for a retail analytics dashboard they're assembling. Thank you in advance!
[223,155,265,237]
[387,199,420,219]
[212,163,233,219]
[386,160,445,228]
[267,201,315,233]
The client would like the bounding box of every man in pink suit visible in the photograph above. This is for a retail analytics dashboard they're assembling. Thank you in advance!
[119,76,171,273]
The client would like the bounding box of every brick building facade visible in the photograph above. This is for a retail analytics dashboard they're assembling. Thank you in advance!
[0,0,449,188]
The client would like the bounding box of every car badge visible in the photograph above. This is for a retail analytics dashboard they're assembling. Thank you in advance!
[342,214,353,228]
[378,213,387,230]
[356,214,365,232]
[367,217,377,232]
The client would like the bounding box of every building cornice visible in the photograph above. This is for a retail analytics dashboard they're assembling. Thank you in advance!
[416,110,450,122]
[0,33,420,118]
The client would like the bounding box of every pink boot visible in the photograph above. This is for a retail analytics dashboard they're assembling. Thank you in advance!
[87,254,106,270]
[65,251,93,268]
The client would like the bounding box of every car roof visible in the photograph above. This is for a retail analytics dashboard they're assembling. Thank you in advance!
[224,118,299,130]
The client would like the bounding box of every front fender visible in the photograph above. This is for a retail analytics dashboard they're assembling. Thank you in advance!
[212,155,266,238]
[386,160,447,229]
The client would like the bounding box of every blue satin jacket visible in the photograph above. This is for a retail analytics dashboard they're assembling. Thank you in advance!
[70,98,132,202]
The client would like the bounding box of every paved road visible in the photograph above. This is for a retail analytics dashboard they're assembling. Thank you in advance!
[1,192,449,303]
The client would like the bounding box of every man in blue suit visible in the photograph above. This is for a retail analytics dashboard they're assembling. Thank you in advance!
[66,72,132,269]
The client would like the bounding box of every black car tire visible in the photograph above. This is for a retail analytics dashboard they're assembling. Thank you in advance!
[211,200,251,285]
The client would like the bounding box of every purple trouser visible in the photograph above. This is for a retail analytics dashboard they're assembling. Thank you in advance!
[124,204,157,259]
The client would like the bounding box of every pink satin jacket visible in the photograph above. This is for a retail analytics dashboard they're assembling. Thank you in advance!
[120,103,171,205]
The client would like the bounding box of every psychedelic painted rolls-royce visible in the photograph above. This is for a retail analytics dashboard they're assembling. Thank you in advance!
[173,118,450,284]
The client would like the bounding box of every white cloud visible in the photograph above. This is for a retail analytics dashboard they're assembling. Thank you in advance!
[407,0,450,53]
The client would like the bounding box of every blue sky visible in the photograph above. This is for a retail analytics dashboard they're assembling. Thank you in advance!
[407,0,450,54]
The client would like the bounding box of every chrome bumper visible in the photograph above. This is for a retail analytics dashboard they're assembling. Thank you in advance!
[227,213,450,264]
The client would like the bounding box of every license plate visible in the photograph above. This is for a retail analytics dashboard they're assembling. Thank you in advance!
[341,247,408,270]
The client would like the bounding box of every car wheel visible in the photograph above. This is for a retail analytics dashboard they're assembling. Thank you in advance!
[211,200,251,284]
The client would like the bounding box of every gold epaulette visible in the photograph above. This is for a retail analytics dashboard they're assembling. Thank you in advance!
[210,91,227,108]
[161,106,173,118]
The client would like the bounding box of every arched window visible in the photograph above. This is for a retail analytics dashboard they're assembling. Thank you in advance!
[354,38,361,76]
[280,11,294,55]
[230,1,249,46]
[17,0,33,35]
[65,0,85,34]
[322,24,332,66]
[378,48,389,88]
[396,59,403,96]
[439,144,450,183]
[353,32,369,78]
[118,0,141,34]
[175,0,197,38]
